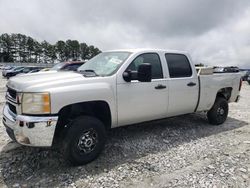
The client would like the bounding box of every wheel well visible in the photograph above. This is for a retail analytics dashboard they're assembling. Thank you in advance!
[53,101,111,145]
[216,87,232,101]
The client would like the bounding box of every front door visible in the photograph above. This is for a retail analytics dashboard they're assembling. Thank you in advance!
[117,53,168,126]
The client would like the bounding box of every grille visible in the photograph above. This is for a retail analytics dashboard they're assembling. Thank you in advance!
[7,88,17,100]
[8,103,17,114]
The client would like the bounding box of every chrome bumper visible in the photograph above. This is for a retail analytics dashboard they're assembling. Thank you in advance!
[2,103,58,147]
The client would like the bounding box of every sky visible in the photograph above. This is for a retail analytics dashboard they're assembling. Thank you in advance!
[0,0,250,68]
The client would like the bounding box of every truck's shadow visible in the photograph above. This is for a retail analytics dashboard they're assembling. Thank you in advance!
[0,113,248,187]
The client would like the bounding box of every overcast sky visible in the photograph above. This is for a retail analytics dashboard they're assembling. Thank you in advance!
[0,0,250,68]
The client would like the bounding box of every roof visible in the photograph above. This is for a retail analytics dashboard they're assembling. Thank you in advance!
[105,48,188,54]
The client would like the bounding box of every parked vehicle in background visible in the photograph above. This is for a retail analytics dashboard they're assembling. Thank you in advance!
[50,61,85,71]
[2,66,23,77]
[242,71,250,81]
[28,67,43,73]
[247,75,250,85]
[4,66,25,78]
[3,49,242,165]
[2,66,14,77]
[5,66,43,79]
[17,67,44,75]
[213,66,240,73]
[2,66,14,71]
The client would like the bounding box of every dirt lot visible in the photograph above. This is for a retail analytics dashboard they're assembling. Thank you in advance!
[0,77,249,188]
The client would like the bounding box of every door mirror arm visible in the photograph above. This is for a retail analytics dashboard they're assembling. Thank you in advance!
[138,63,152,82]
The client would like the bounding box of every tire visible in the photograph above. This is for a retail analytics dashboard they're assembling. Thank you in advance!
[207,97,228,125]
[62,116,106,165]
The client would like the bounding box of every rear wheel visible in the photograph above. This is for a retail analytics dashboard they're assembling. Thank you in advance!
[62,116,106,165]
[207,97,228,125]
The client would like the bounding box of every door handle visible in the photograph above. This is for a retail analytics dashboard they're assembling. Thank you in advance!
[155,84,166,89]
[187,82,196,87]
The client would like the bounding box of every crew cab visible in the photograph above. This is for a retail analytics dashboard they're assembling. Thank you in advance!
[2,49,242,165]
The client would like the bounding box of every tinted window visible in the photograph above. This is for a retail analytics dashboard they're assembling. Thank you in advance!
[127,53,163,79]
[165,54,192,78]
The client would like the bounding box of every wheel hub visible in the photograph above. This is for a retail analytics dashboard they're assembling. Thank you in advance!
[77,129,98,154]
[217,107,224,115]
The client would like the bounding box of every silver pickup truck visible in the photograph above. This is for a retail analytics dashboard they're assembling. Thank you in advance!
[3,49,242,165]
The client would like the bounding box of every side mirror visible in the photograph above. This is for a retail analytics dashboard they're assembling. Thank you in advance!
[138,63,152,82]
[123,70,138,82]
[123,71,131,82]
[123,63,152,82]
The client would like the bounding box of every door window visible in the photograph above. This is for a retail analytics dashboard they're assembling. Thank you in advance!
[165,54,192,78]
[126,53,163,79]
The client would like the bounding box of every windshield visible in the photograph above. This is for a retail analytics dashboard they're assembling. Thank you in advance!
[51,62,66,70]
[78,52,131,76]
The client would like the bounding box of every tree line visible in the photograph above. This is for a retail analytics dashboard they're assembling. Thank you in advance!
[0,33,102,63]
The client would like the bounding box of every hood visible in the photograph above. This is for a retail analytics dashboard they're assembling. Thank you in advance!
[7,71,91,92]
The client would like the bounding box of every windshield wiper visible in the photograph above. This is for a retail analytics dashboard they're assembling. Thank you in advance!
[79,69,99,77]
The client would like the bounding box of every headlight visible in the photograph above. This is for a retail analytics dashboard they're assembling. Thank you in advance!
[22,93,51,114]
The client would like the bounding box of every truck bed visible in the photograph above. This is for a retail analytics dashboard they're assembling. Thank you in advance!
[196,72,242,112]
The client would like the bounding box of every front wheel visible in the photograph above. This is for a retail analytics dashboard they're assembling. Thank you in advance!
[62,116,106,165]
[207,97,229,125]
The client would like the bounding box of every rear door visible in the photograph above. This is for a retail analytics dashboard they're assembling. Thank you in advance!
[165,53,199,116]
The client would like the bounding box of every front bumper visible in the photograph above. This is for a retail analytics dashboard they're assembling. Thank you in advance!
[2,103,58,147]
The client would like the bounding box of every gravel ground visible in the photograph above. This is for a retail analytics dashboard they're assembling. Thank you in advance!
[0,76,249,188]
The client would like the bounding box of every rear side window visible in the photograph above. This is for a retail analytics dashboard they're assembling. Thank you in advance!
[165,54,192,78]
[126,53,163,79]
